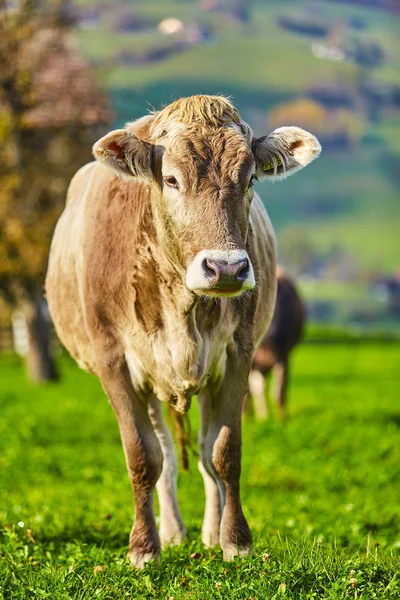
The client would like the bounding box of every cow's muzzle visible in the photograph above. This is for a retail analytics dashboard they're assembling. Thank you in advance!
[186,249,255,297]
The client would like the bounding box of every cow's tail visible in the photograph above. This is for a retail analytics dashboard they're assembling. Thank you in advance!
[167,405,196,471]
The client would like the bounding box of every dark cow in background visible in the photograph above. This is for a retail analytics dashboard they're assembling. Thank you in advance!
[246,267,306,420]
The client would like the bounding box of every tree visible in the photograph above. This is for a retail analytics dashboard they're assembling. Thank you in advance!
[0,0,110,381]
[268,98,364,150]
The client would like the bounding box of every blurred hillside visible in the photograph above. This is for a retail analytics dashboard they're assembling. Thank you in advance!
[71,0,399,326]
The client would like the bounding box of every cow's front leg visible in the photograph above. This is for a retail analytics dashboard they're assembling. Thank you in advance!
[148,396,187,547]
[205,353,253,560]
[99,358,163,568]
[198,390,223,547]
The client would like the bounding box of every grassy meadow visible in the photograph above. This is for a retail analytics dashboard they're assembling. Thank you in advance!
[0,336,399,598]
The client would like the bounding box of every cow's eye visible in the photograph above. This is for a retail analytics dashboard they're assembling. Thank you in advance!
[245,174,258,192]
[248,174,258,188]
[164,176,179,189]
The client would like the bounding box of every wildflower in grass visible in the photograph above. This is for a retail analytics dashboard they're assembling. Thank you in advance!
[215,581,222,590]
[262,552,270,561]
[26,529,35,543]
[278,582,287,594]
[93,565,106,574]
[349,569,357,588]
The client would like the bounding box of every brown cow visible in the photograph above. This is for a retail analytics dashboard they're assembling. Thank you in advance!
[247,268,305,420]
[45,95,320,567]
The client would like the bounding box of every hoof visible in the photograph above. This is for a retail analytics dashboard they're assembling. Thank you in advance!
[128,549,160,569]
[201,528,220,548]
[222,543,252,561]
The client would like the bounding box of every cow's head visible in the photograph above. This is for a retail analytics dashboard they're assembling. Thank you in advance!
[93,96,320,298]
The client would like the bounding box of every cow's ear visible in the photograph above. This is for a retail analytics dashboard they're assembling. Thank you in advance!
[92,129,153,180]
[253,126,321,181]
[125,113,157,139]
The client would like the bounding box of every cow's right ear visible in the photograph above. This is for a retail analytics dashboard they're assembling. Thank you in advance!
[92,129,153,180]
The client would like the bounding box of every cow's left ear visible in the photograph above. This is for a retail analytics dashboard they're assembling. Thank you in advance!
[92,129,153,180]
[253,126,321,181]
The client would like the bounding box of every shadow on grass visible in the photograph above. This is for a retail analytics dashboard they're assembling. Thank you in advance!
[36,523,203,552]
[36,525,127,550]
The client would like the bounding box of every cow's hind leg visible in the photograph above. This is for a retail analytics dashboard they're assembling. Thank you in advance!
[248,368,268,419]
[198,390,223,547]
[148,397,187,547]
[99,355,162,568]
[272,358,289,420]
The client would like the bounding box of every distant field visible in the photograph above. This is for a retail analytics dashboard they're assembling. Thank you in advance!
[75,0,400,91]
[73,0,400,274]
[0,340,399,598]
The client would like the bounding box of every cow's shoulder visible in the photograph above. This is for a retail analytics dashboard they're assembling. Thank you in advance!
[65,161,98,206]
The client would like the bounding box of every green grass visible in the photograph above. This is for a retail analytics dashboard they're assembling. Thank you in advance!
[0,341,399,598]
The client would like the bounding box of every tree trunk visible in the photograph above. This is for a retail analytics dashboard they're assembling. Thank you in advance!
[23,298,58,383]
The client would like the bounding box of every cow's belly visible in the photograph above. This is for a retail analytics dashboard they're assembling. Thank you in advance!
[46,204,97,374]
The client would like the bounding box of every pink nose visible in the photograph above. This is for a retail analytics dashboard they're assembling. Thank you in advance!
[202,258,249,290]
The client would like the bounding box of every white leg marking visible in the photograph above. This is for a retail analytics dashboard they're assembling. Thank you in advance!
[198,391,224,547]
[148,397,187,548]
[198,460,221,547]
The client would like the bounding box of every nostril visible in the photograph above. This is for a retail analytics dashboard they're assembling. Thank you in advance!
[203,258,219,281]
[237,258,249,281]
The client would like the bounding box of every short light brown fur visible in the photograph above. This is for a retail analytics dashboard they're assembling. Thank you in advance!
[46,95,320,566]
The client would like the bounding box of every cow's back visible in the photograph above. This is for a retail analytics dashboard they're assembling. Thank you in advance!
[267,272,305,358]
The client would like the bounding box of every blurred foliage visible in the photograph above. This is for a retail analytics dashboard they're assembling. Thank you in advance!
[280,225,317,276]
[0,0,110,307]
[0,0,110,380]
[268,98,365,147]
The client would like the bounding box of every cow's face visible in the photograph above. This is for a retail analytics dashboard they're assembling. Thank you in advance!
[93,97,321,298]
[154,125,258,297]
